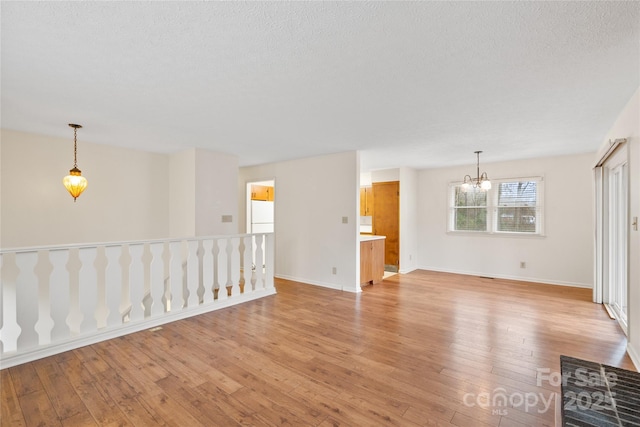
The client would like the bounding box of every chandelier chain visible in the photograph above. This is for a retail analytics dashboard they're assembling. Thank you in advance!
[73,126,78,168]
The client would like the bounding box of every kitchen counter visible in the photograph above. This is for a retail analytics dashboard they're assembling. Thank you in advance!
[360,234,385,242]
[360,235,385,285]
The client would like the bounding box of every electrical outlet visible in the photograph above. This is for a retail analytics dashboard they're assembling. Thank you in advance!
[342,216,348,224]
[332,267,337,275]
[520,261,526,269]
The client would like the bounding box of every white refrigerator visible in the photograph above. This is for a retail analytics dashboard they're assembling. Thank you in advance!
[251,200,274,233]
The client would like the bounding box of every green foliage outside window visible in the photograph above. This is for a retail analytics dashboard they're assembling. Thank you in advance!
[454,187,487,231]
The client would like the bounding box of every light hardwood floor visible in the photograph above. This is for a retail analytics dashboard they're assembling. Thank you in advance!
[1,270,634,426]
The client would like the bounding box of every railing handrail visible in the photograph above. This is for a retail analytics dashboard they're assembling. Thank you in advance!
[0,232,274,254]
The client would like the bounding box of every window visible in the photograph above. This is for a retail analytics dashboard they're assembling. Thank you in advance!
[449,177,543,235]
[452,185,488,232]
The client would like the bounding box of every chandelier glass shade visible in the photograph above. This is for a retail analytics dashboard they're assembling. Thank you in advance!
[63,124,88,201]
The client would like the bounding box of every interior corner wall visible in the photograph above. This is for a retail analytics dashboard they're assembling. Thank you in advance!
[417,152,595,288]
[169,149,196,238]
[194,148,239,236]
[239,151,360,292]
[0,129,170,248]
[598,87,640,369]
[399,167,418,274]
[169,148,240,238]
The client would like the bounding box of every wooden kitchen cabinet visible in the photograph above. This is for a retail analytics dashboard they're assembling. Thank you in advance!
[360,186,374,216]
[251,184,274,201]
[360,237,385,285]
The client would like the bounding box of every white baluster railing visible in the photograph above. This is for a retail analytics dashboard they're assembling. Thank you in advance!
[0,233,275,369]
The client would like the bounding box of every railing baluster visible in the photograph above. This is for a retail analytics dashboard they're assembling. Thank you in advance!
[79,247,98,335]
[50,249,70,342]
[16,252,39,350]
[196,241,205,303]
[169,241,183,311]
[201,239,214,304]
[250,235,257,291]
[0,253,21,353]
[162,242,171,312]
[0,254,3,353]
[66,248,83,337]
[150,242,165,317]
[254,234,264,290]
[212,238,221,300]
[264,233,275,291]
[34,250,54,345]
[181,241,189,306]
[119,244,132,322]
[241,236,252,295]
[94,247,108,330]
[216,239,228,301]
[105,246,122,328]
[227,238,240,297]
[141,243,153,317]
[186,240,199,308]
[128,244,144,322]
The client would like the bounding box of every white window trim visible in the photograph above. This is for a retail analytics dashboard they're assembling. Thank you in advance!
[448,176,545,236]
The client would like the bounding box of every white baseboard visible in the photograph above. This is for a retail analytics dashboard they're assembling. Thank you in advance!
[417,266,592,289]
[627,342,640,372]
[275,274,361,293]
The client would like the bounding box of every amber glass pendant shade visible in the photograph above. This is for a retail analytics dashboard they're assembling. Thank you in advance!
[63,166,88,201]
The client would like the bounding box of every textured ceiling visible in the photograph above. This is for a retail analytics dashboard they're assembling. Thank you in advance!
[1,1,639,170]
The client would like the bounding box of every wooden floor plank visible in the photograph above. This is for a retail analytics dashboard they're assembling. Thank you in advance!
[1,368,26,427]
[17,389,62,427]
[56,354,133,426]
[155,374,241,426]
[1,270,635,426]
[31,356,90,421]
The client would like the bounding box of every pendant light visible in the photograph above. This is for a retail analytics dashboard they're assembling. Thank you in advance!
[63,124,88,201]
[461,150,491,191]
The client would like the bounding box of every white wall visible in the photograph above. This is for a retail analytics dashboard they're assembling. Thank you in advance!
[1,129,170,248]
[598,87,640,369]
[371,168,399,183]
[240,151,360,292]
[399,167,418,273]
[417,152,595,287]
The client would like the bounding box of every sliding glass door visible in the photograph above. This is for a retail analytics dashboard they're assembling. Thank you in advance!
[607,156,628,328]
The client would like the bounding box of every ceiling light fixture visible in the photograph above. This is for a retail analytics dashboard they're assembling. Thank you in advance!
[462,150,491,191]
[63,124,88,201]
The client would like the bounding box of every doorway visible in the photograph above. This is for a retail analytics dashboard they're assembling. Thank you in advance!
[372,181,400,272]
[246,180,275,234]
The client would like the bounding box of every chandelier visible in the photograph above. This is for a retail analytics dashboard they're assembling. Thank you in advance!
[461,150,491,191]
[62,124,88,201]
